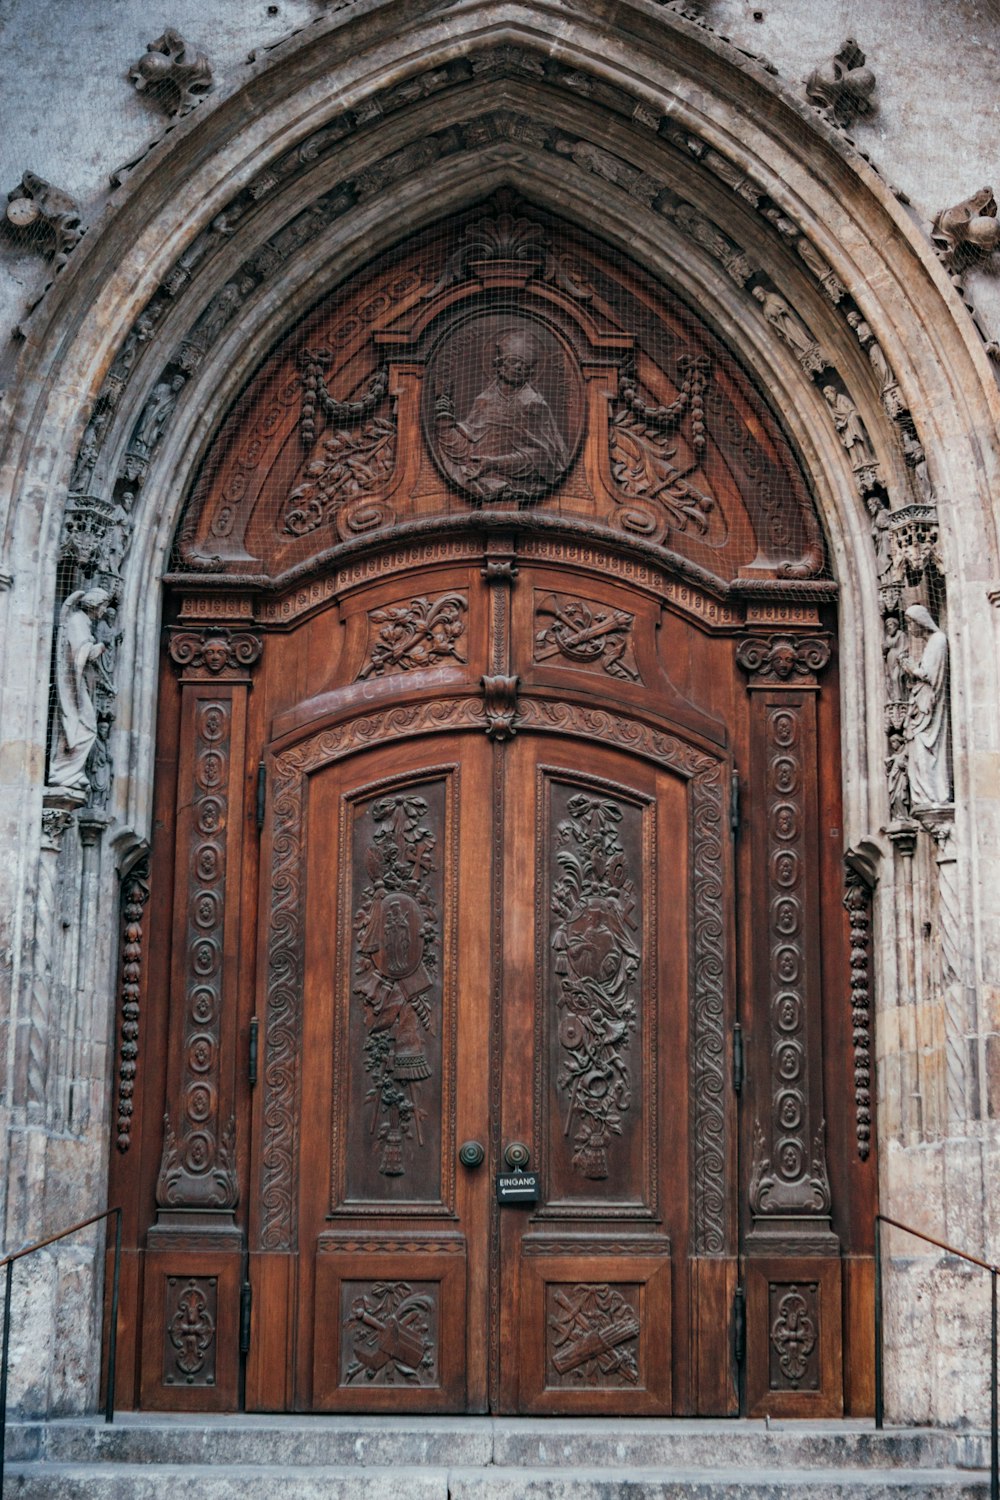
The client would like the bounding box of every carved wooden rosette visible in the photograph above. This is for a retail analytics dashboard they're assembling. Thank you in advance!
[737,633,841,1416]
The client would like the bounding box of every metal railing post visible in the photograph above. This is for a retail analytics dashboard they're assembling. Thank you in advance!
[874,1213,884,1431]
[991,1268,998,1500]
[105,1208,122,1426]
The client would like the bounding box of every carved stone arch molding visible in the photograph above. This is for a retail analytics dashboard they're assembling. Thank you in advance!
[0,0,998,1422]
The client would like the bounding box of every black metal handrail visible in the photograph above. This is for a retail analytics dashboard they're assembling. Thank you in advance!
[0,1206,121,1500]
[875,1212,998,1500]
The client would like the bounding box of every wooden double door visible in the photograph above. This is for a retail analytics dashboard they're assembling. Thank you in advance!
[276,713,729,1414]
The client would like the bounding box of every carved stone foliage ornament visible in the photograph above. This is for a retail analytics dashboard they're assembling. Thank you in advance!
[932,187,1000,273]
[551,794,640,1181]
[423,314,582,504]
[804,40,877,128]
[843,869,873,1161]
[354,795,439,1178]
[343,1281,437,1386]
[534,593,640,682]
[548,1283,640,1387]
[4,172,83,279]
[129,30,213,116]
[358,595,468,680]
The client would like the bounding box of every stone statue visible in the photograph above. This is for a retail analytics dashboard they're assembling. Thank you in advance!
[900,604,951,808]
[48,588,111,792]
[867,495,893,582]
[434,329,569,503]
[885,731,910,820]
[823,385,875,469]
[751,286,823,370]
[882,614,907,704]
[132,373,184,457]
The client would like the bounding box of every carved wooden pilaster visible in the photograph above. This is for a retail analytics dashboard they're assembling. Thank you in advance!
[153,627,261,1222]
[481,542,519,739]
[842,867,873,1160]
[116,857,150,1152]
[737,635,837,1256]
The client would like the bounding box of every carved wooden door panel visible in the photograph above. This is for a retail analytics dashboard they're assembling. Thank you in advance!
[274,705,723,1415]
[291,730,494,1412]
[496,732,687,1415]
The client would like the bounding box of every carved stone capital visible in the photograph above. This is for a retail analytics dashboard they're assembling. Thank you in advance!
[914,804,956,857]
[40,803,76,851]
[168,627,263,680]
[886,820,918,858]
[736,634,831,685]
[128,30,213,117]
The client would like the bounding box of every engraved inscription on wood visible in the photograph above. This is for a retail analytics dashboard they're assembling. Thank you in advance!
[343,780,450,1202]
[547,1282,641,1388]
[341,1280,439,1387]
[548,786,642,1186]
[534,592,641,682]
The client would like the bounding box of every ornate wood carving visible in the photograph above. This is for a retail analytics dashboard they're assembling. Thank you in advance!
[547,1283,640,1387]
[424,313,583,505]
[342,1281,438,1386]
[163,1276,217,1388]
[517,698,727,1255]
[534,592,640,682]
[481,674,519,741]
[167,627,263,677]
[116,857,150,1152]
[259,697,484,1251]
[739,637,835,1249]
[843,870,873,1161]
[768,1282,820,1392]
[283,418,396,539]
[551,793,640,1181]
[357,594,467,680]
[353,794,440,1180]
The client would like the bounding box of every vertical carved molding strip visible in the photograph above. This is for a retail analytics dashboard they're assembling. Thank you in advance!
[117,856,150,1151]
[842,866,873,1160]
[158,628,261,1215]
[736,636,837,1252]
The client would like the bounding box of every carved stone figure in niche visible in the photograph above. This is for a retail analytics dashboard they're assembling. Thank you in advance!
[751,286,824,373]
[882,614,907,707]
[823,386,875,472]
[867,495,893,582]
[426,317,580,504]
[132,373,184,458]
[48,588,111,791]
[885,731,910,821]
[902,430,936,504]
[804,39,877,128]
[900,605,951,808]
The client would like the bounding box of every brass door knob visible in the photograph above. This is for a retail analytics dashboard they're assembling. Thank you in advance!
[459,1140,485,1168]
[503,1141,531,1171]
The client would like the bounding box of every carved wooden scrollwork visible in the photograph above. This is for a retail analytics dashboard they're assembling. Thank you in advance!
[736,635,831,682]
[357,594,468,680]
[168,628,263,677]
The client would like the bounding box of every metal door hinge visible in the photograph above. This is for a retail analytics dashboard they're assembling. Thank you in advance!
[733,1284,746,1367]
[256,762,266,830]
[732,1021,744,1094]
[248,1016,259,1087]
[730,767,740,835]
[239,1278,252,1356]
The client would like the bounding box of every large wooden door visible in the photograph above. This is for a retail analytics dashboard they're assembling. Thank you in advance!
[283,710,712,1414]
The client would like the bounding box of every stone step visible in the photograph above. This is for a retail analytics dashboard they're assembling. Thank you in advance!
[1,1460,992,1500]
[3,1416,989,1471]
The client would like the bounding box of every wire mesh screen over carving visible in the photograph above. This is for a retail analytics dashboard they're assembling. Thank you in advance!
[167,197,828,595]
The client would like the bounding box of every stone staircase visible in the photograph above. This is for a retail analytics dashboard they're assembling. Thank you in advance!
[3,1416,993,1497]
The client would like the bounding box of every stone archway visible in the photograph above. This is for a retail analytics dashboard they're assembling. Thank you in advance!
[0,0,997,1423]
